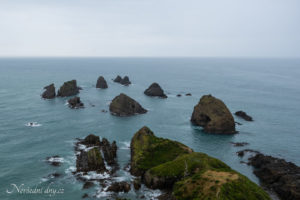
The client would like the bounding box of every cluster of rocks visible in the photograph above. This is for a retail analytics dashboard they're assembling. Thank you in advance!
[42,80,80,99]
[68,97,84,109]
[113,75,131,86]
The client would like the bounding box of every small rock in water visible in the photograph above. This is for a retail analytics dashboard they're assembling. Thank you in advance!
[235,111,253,121]
[107,181,131,193]
[68,97,84,109]
[46,155,63,166]
[101,109,108,113]
[230,142,249,147]
[185,93,192,96]
[177,94,182,97]
[144,83,167,98]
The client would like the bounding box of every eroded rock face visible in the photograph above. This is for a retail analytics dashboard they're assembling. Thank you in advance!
[109,93,147,116]
[57,80,80,97]
[235,111,253,121]
[68,97,84,109]
[100,138,117,165]
[42,83,56,99]
[144,83,167,98]
[76,147,106,173]
[96,76,108,89]
[107,182,131,193]
[191,95,236,134]
[249,153,300,200]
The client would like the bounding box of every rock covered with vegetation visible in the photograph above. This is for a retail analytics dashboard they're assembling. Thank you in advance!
[42,83,56,99]
[68,96,84,109]
[235,110,253,121]
[144,83,167,98]
[57,80,80,97]
[109,93,147,116]
[191,94,236,134]
[96,76,108,89]
[130,126,270,200]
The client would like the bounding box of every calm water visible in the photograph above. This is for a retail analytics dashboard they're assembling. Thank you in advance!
[0,58,299,200]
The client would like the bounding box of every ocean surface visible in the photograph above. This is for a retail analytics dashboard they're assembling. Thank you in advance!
[0,57,299,200]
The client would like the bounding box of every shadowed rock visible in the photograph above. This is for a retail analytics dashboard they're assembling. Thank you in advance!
[120,76,131,86]
[144,83,167,98]
[42,83,56,99]
[68,97,84,109]
[107,182,131,193]
[76,147,106,173]
[113,75,122,83]
[191,94,236,134]
[109,93,147,116]
[249,153,300,200]
[57,80,80,97]
[96,76,108,89]
[100,138,117,165]
[235,111,253,121]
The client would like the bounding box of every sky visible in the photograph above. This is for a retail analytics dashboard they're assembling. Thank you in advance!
[0,0,299,57]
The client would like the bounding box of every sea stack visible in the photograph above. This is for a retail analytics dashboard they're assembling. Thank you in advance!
[96,76,108,89]
[57,80,80,97]
[113,75,131,86]
[144,83,167,98]
[109,93,147,116]
[113,75,122,83]
[68,97,84,109]
[42,83,56,99]
[191,94,236,134]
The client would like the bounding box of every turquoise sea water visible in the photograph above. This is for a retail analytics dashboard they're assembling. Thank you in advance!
[0,58,299,200]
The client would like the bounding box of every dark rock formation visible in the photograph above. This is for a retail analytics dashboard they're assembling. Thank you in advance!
[113,75,122,83]
[82,181,94,189]
[76,147,106,173]
[42,83,56,99]
[120,76,131,86]
[177,94,182,97]
[46,155,63,166]
[100,138,117,165]
[109,93,147,116]
[191,94,236,134]
[81,134,101,146]
[68,97,84,109]
[107,182,131,193]
[235,111,253,121]
[249,153,300,200]
[57,80,80,97]
[133,178,141,190]
[114,75,131,86]
[236,149,260,157]
[96,76,108,89]
[230,142,249,147]
[185,93,192,96]
[144,83,167,98]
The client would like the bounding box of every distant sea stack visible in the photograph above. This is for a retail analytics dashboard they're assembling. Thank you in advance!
[42,83,56,99]
[57,80,80,97]
[144,83,167,98]
[113,75,131,86]
[191,94,236,134]
[96,76,108,89]
[235,111,253,121]
[109,93,147,116]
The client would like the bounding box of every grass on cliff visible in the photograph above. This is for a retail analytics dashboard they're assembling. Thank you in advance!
[131,127,192,172]
[173,169,271,200]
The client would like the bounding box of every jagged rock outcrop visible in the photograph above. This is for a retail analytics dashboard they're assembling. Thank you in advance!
[42,83,56,99]
[57,80,80,97]
[249,153,300,200]
[107,182,131,193]
[81,134,101,146]
[96,76,108,89]
[130,126,270,200]
[235,110,253,121]
[100,138,117,165]
[144,83,167,98]
[109,93,147,116]
[76,147,106,173]
[113,75,131,86]
[191,94,236,134]
[68,97,84,109]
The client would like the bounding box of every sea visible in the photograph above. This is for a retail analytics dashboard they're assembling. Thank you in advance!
[0,57,299,200]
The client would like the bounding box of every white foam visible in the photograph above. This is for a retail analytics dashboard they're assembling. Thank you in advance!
[81,171,110,180]
[25,122,42,127]
[120,141,130,150]
[47,157,64,163]
[65,166,76,174]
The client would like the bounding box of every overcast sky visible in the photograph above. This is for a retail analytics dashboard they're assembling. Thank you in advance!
[0,0,299,57]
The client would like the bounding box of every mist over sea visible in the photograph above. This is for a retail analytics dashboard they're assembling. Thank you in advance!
[0,57,299,199]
